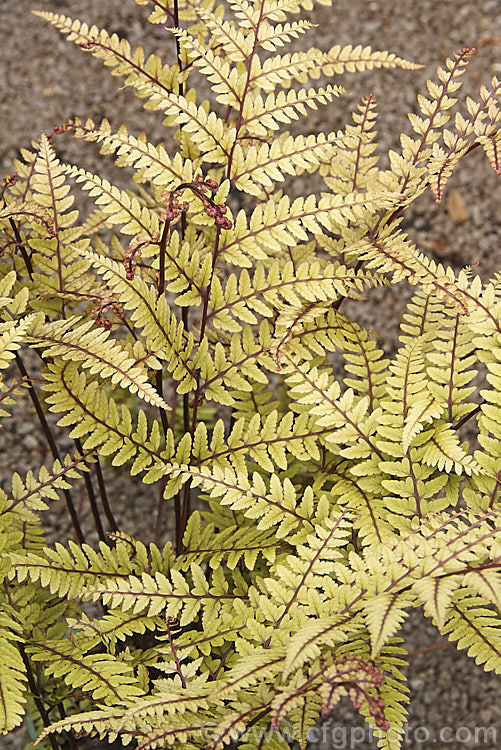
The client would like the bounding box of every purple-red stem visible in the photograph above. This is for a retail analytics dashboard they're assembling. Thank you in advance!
[15,352,85,545]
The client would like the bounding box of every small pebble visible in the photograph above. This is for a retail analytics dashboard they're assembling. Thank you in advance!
[22,434,39,451]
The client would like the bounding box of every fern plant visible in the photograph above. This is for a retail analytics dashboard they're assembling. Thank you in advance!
[1,0,501,748]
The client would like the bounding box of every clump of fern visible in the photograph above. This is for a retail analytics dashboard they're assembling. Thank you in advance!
[0,1,500,749]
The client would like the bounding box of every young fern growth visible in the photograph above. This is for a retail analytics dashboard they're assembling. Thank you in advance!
[0,0,500,748]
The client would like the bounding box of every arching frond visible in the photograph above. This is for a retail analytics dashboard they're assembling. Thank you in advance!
[32,11,188,98]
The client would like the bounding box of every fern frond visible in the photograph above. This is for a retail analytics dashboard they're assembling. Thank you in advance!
[318,44,422,76]
[275,653,391,743]
[326,459,391,545]
[256,19,316,52]
[175,29,246,110]
[79,207,114,236]
[67,609,166,648]
[241,84,345,136]
[33,11,187,98]
[401,398,445,453]
[196,8,254,62]
[28,639,145,704]
[178,465,313,535]
[198,330,271,406]
[219,191,398,266]
[264,305,348,363]
[181,511,279,570]
[409,48,474,140]
[377,339,458,515]
[363,593,412,659]
[441,591,501,673]
[352,226,470,311]
[427,74,501,200]
[399,287,448,346]
[477,131,501,174]
[322,94,379,195]
[283,510,501,673]
[0,377,29,421]
[83,248,201,390]
[375,49,476,210]
[30,133,76,229]
[192,408,326,473]
[413,576,461,631]
[229,130,345,195]
[338,638,409,750]
[134,86,237,164]
[341,316,389,411]
[462,568,501,609]
[63,165,160,236]
[72,117,197,192]
[282,353,382,463]
[10,134,95,312]
[8,537,147,599]
[35,707,134,747]
[29,315,170,409]
[41,360,169,477]
[420,422,479,475]
[0,638,27,734]
[249,50,329,91]
[261,511,352,629]
[0,315,34,372]
[4,3,501,748]
[6,452,92,517]
[456,278,501,498]
[82,564,240,624]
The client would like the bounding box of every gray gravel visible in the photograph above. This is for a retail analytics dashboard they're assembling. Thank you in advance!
[1,0,501,748]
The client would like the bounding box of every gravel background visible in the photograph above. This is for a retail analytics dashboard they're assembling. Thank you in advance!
[1,0,501,748]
